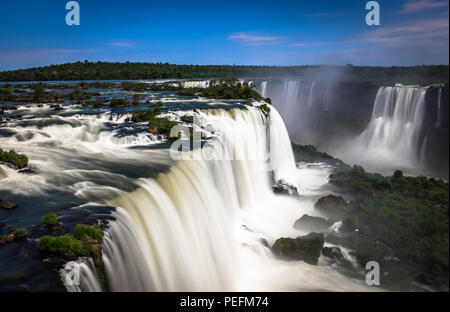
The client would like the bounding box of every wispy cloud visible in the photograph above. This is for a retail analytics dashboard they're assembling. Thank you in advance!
[228,32,283,46]
[291,40,341,47]
[359,17,449,47]
[107,41,136,47]
[397,0,448,14]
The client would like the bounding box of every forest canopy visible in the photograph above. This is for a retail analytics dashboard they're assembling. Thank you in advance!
[0,61,448,85]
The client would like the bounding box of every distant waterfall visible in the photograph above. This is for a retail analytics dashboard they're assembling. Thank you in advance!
[435,88,442,126]
[359,85,428,168]
[307,82,316,109]
[261,81,268,98]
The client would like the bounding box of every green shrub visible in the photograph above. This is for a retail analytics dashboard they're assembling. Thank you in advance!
[74,224,103,242]
[131,108,161,122]
[260,104,271,116]
[37,235,92,257]
[13,228,28,238]
[109,98,128,108]
[42,213,58,226]
[0,148,29,168]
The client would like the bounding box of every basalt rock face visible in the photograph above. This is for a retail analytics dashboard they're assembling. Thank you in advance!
[272,232,324,265]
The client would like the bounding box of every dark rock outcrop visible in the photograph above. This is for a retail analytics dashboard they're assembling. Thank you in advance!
[1,201,18,210]
[272,232,324,265]
[315,194,353,220]
[293,214,330,232]
[322,246,344,261]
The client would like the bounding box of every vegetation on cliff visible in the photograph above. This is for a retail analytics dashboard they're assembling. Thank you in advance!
[326,166,449,288]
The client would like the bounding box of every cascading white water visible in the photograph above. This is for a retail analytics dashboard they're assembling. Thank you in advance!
[307,82,316,109]
[78,106,372,292]
[436,88,442,126]
[420,135,428,167]
[261,81,268,98]
[351,85,428,171]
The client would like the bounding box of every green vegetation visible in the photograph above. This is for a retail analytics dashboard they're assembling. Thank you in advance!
[13,228,27,238]
[177,80,263,100]
[260,103,271,116]
[42,213,58,226]
[0,62,447,85]
[328,166,449,287]
[148,116,178,136]
[37,235,93,257]
[131,108,161,122]
[74,224,103,242]
[37,224,103,257]
[291,143,350,169]
[130,108,178,137]
[0,148,28,168]
[109,98,128,108]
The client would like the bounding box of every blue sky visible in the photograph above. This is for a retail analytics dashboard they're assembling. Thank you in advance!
[0,0,448,70]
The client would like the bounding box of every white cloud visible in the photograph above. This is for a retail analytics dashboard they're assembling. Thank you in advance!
[228,32,283,46]
[359,17,449,47]
[397,0,448,14]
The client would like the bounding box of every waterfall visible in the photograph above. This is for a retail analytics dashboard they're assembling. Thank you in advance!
[358,85,428,169]
[261,81,268,98]
[81,107,293,291]
[323,83,331,111]
[307,82,316,109]
[420,135,428,167]
[75,106,370,292]
[436,88,442,126]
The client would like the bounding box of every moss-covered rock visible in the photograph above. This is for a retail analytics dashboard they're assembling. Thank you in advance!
[272,232,324,265]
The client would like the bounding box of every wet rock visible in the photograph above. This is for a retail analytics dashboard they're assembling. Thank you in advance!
[148,125,160,134]
[0,233,15,245]
[180,115,194,123]
[293,214,330,232]
[50,104,63,111]
[18,168,36,174]
[315,194,353,220]
[322,246,344,261]
[260,238,269,248]
[272,180,299,196]
[1,201,18,210]
[272,232,324,265]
